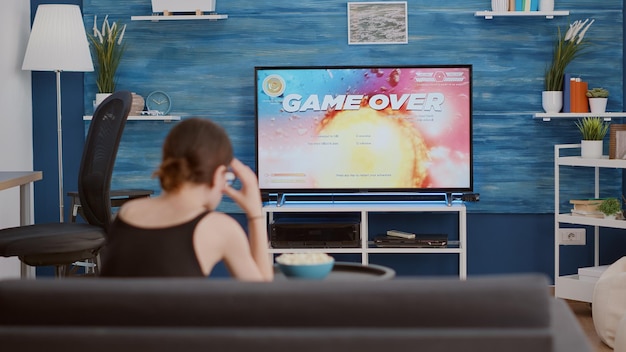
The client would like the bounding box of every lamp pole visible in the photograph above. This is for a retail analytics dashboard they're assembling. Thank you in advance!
[55,70,64,223]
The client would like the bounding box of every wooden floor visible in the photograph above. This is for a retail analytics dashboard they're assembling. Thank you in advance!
[567,299,613,352]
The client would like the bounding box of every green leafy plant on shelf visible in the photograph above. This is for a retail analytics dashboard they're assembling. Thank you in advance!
[598,197,621,217]
[586,87,609,98]
[575,116,609,140]
[544,19,594,91]
[88,15,127,94]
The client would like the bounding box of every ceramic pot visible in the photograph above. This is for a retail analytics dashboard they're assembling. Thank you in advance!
[131,93,145,115]
[491,0,508,11]
[95,93,112,107]
[581,140,603,159]
[589,98,608,113]
[542,91,563,113]
[539,0,554,11]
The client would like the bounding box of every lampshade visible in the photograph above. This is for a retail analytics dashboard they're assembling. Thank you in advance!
[22,4,94,72]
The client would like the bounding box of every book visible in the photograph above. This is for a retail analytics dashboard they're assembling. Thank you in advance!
[563,73,573,113]
[570,199,602,213]
[515,0,523,11]
[524,0,531,11]
[509,0,516,11]
[530,0,539,11]
[571,210,604,219]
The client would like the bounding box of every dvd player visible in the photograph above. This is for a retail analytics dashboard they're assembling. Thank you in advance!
[373,234,448,248]
[270,216,360,248]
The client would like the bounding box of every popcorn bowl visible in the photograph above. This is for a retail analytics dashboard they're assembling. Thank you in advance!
[275,253,335,280]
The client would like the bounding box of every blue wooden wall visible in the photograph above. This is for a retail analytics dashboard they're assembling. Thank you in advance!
[82,0,624,214]
[28,0,626,278]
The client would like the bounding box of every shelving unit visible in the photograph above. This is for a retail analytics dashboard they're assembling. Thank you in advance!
[535,112,626,122]
[83,115,181,122]
[474,10,569,19]
[131,14,227,21]
[554,144,626,302]
[263,202,467,279]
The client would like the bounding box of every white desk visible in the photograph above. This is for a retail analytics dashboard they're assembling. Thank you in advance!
[0,171,43,278]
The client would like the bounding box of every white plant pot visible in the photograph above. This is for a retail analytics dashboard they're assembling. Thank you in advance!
[589,98,608,113]
[581,140,603,159]
[491,0,508,11]
[95,93,112,108]
[539,0,554,11]
[542,91,563,113]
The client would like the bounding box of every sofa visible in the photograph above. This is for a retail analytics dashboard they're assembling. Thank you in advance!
[0,273,591,352]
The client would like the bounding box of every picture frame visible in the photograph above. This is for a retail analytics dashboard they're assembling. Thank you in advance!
[347,2,408,45]
[609,124,626,159]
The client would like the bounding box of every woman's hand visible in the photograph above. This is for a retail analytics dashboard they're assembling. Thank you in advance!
[222,158,263,218]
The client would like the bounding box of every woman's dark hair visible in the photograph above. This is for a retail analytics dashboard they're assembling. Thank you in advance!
[154,118,233,192]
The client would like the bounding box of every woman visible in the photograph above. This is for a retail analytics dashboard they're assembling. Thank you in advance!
[100,117,273,281]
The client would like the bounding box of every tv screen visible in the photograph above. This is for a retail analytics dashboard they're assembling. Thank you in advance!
[254,65,473,200]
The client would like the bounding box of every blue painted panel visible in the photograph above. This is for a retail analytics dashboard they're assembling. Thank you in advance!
[84,0,624,213]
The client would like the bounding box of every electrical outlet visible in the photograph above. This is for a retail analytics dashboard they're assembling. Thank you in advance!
[558,228,586,245]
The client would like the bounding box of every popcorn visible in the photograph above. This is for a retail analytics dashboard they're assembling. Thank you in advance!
[275,253,334,265]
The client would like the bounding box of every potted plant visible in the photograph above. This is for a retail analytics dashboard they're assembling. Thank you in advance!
[598,197,621,219]
[88,15,127,106]
[575,116,609,158]
[543,19,594,113]
[586,87,609,113]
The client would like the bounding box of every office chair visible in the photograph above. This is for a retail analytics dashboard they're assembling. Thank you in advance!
[0,91,132,277]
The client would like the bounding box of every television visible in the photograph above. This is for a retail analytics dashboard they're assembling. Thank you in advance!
[254,65,473,203]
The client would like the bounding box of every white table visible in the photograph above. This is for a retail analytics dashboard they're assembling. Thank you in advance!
[0,171,43,278]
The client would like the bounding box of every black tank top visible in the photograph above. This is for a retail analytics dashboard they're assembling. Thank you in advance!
[100,210,210,277]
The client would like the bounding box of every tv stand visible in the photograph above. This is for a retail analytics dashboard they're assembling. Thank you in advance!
[263,201,467,278]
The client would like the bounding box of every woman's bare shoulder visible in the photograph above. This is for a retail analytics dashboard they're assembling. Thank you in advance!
[197,211,242,233]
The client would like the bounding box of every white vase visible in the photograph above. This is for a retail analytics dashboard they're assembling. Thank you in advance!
[95,93,112,108]
[491,0,508,11]
[581,140,603,159]
[542,91,563,113]
[589,98,608,113]
[539,0,554,11]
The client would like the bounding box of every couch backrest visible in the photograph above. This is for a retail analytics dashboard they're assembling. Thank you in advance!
[0,274,550,328]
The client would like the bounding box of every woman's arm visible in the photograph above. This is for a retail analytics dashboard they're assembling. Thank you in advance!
[222,158,274,281]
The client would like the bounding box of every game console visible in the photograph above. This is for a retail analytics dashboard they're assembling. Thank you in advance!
[270,216,360,248]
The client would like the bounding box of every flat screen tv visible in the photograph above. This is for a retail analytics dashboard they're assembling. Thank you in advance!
[254,65,473,201]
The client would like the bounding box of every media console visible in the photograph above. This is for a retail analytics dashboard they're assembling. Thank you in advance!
[262,201,467,279]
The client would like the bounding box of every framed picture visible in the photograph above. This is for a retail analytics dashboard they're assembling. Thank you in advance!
[347,2,408,45]
[609,124,626,159]
[615,131,626,160]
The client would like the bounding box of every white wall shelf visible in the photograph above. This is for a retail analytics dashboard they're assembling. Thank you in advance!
[263,202,467,279]
[534,112,626,122]
[131,14,227,21]
[554,144,626,303]
[84,115,181,122]
[475,10,569,19]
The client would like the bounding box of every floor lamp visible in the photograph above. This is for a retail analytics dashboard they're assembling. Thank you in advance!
[22,4,94,223]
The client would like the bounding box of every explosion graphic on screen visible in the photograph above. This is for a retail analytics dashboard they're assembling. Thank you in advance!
[315,108,429,188]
